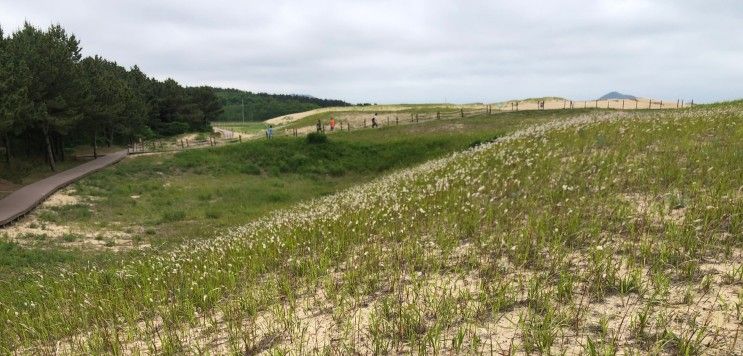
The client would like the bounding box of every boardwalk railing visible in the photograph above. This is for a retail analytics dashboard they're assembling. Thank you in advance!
[128,135,243,155]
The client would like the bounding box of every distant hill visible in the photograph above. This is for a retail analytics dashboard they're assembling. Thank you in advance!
[598,92,637,101]
[514,96,567,103]
[210,87,350,121]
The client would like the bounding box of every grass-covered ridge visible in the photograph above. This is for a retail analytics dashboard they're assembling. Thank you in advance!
[2,110,560,272]
[1,103,741,353]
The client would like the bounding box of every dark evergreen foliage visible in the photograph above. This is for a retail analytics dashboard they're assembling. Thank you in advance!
[0,22,223,170]
[0,22,347,172]
[212,88,350,122]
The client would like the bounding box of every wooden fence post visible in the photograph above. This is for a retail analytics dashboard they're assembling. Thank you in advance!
[386,116,389,126]
[416,114,419,123]
[186,139,189,147]
[364,119,367,128]
[660,100,663,109]
[180,139,184,149]
[635,101,638,109]
[396,116,398,125]
[239,135,242,142]
[460,108,464,118]
[437,111,440,119]
[648,100,651,109]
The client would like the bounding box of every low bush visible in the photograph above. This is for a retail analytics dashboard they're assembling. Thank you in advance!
[306,132,328,144]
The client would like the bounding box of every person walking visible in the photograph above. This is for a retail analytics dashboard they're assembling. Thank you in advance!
[371,113,378,128]
[266,125,273,139]
[330,117,336,131]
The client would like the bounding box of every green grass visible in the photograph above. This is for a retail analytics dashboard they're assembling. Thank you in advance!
[0,241,77,268]
[64,113,551,247]
[0,110,559,271]
[0,102,740,353]
[213,121,270,135]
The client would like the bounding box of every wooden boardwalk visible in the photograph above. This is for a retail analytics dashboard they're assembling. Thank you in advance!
[0,150,128,227]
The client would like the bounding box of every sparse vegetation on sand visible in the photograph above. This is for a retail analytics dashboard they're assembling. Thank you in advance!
[1,110,560,269]
[1,102,741,354]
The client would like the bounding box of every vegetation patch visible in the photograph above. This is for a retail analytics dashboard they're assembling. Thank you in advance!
[1,103,740,353]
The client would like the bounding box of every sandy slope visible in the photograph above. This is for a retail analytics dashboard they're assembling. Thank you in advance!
[265,98,688,127]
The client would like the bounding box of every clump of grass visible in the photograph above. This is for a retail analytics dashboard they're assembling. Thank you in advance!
[204,210,221,219]
[61,233,81,242]
[160,210,186,223]
[306,132,328,144]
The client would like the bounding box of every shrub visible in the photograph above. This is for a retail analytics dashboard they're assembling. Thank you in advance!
[160,210,186,223]
[306,132,328,144]
[239,163,261,175]
[204,210,221,219]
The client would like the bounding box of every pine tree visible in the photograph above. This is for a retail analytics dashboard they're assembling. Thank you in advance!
[8,23,84,170]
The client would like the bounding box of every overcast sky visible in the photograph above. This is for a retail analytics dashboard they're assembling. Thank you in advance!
[1,0,741,104]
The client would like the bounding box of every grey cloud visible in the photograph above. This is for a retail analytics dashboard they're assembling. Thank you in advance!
[1,0,741,103]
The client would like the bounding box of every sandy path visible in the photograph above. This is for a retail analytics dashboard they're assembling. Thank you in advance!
[265,98,688,128]
[213,127,237,139]
[264,105,422,126]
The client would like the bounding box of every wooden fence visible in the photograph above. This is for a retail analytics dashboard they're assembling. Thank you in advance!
[128,135,243,155]
[130,99,694,151]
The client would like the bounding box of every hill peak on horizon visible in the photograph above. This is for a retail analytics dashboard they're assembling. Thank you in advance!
[599,91,638,101]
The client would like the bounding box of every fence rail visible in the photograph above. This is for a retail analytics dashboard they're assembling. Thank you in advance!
[128,134,244,155]
[130,99,693,152]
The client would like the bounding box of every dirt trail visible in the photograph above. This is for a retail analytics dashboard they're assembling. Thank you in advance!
[265,98,688,131]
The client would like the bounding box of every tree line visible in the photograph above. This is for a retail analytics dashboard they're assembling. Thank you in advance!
[212,88,349,122]
[0,23,223,171]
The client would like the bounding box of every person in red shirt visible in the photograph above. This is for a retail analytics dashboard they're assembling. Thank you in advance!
[330,117,336,131]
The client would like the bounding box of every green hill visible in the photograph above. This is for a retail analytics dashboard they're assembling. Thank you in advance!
[210,87,350,121]
[1,101,741,353]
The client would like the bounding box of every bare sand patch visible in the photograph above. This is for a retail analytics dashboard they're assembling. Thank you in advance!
[41,187,81,207]
[1,187,147,251]
[621,192,687,226]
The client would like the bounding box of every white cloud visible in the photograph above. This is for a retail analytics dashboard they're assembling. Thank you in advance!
[1,0,741,103]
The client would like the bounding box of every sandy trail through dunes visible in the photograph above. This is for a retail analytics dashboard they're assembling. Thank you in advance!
[265,98,689,130]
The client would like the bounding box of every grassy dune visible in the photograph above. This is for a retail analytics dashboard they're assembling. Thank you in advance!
[1,110,563,273]
[1,102,741,354]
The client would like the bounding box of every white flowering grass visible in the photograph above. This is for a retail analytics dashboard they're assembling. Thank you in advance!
[1,102,741,354]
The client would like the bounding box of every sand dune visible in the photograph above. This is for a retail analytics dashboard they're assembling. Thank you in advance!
[267,98,690,129]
